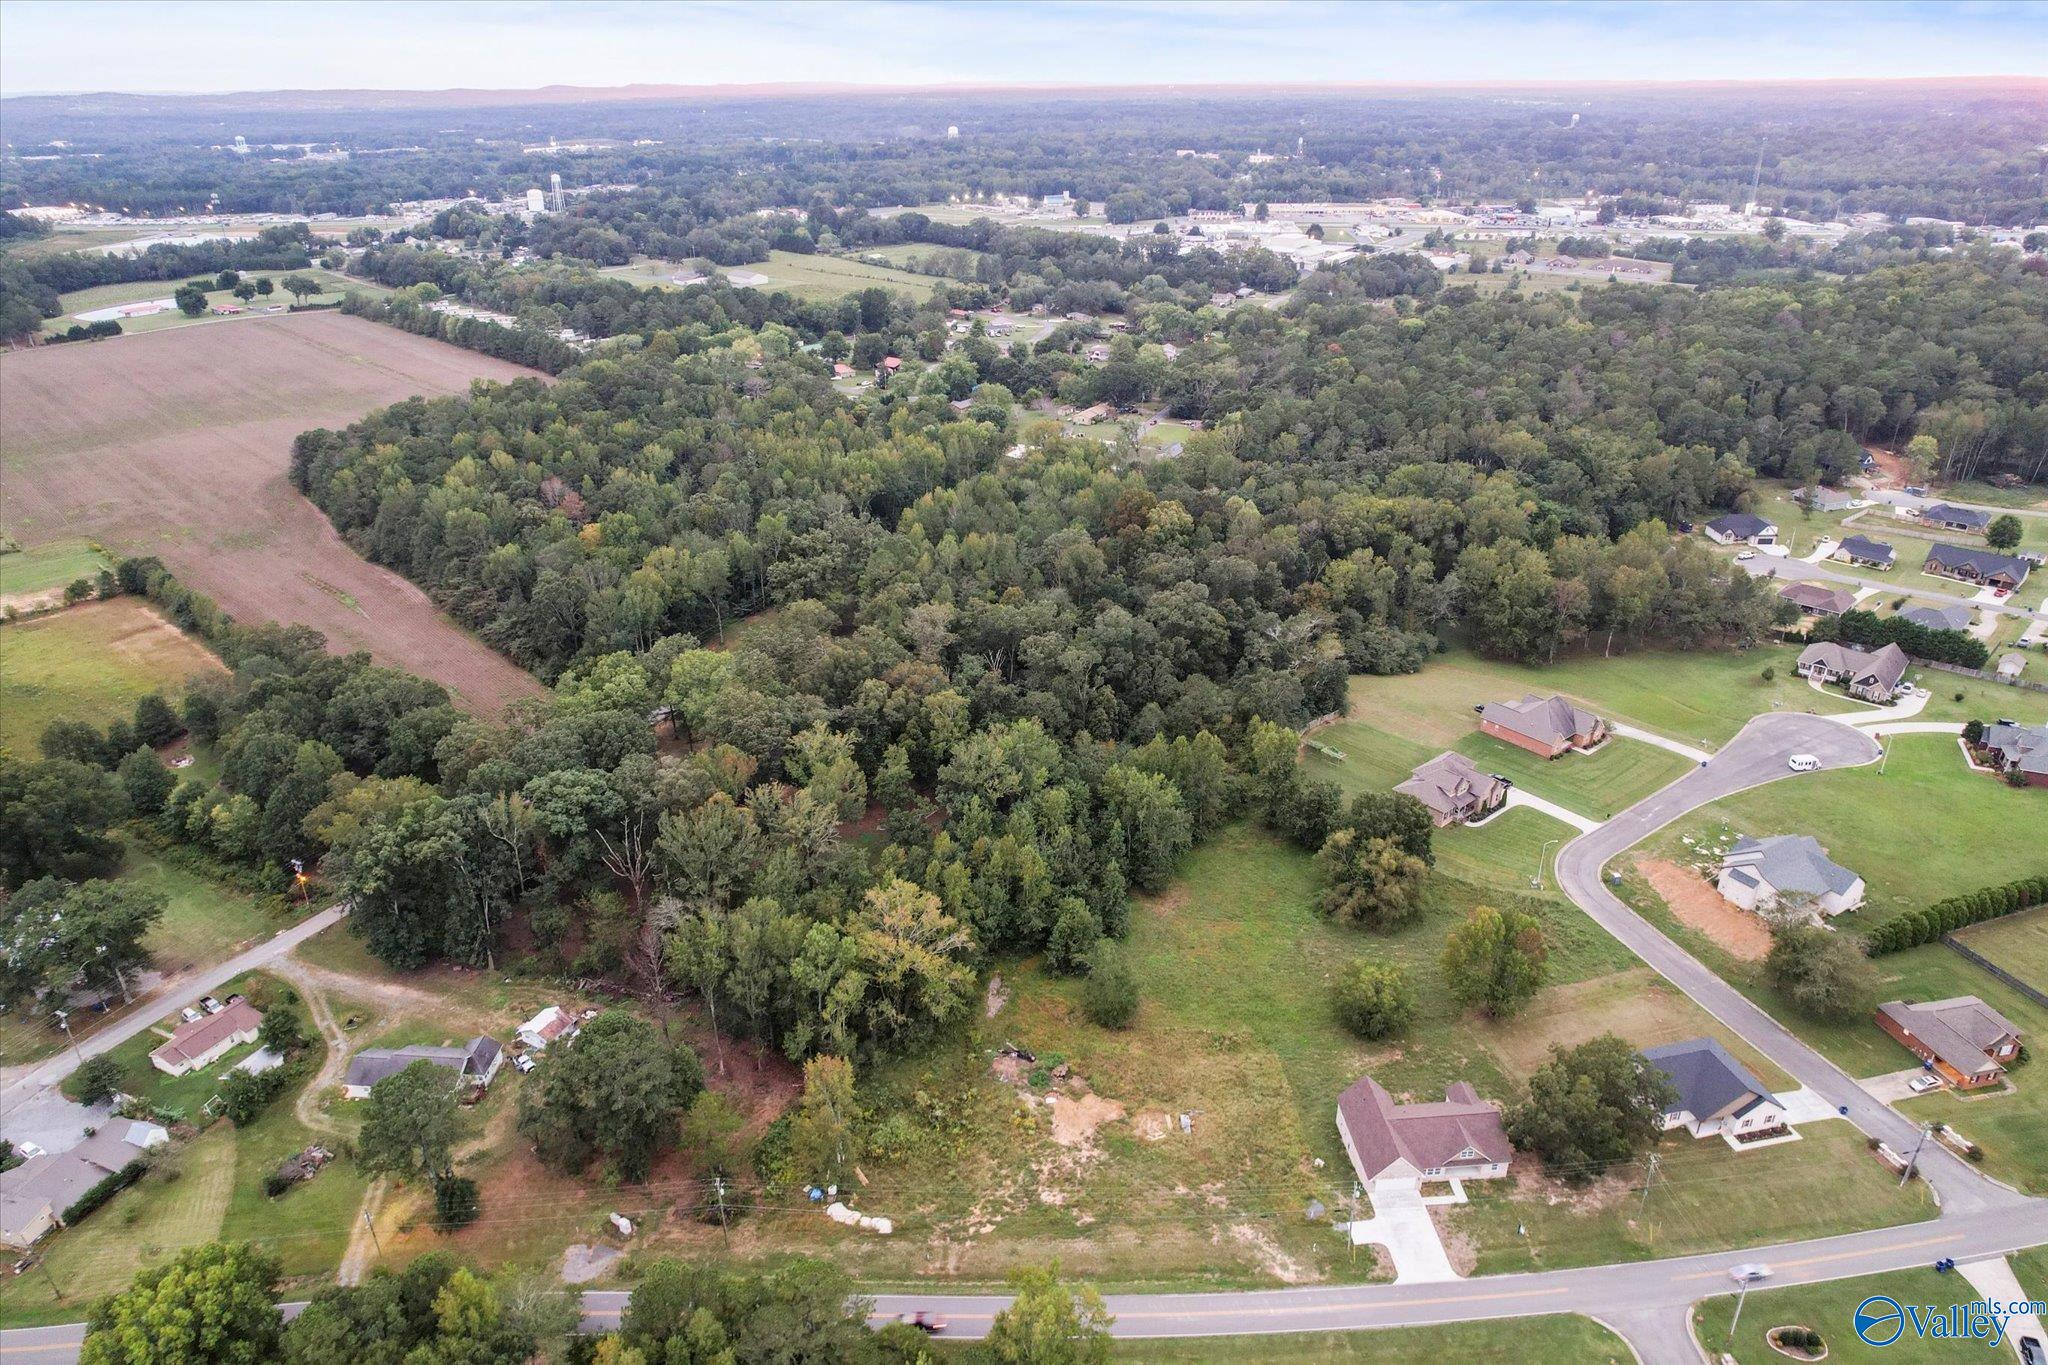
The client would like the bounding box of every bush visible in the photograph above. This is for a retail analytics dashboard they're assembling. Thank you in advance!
[1767,924,1876,1019]
[61,1158,146,1224]
[1865,874,2048,954]
[217,1066,290,1127]
[1081,946,1139,1029]
[433,1174,481,1229]
[72,1054,124,1106]
[1330,957,1416,1040]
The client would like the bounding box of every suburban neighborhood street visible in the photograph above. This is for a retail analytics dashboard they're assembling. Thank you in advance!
[1745,555,2048,624]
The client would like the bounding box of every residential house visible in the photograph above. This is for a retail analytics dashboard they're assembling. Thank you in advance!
[1794,486,1856,513]
[1477,693,1607,758]
[1209,291,1235,309]
[1978,721,2048,787]
[830,362,854,379]
[342,1037,503,1100]
[1899,604,1973,633]
[1640,1038,1791,1146]
[1875,997,2022,1089]
[516,1005,579,1052]
[1778,583,1857,618]
[1924,544,2031,592]
[1335,1076,1512,1191]
[1394,752,1508,827]
[1834,535,1896,570]
[1717,835,1865,917]
[1070,402,1115,426]
[1704,513,1778,546]
[1084,343,1110,364]
[1795,641,1909,702]
[1919,503,1994,535]
[1,1121,168,1249]
[149,999,262,1077]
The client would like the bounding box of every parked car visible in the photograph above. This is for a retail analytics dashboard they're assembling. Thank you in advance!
[2016,1334,2042,1365]
[512,1054,536,1074]
[1735,550,1757,561]
[898,1312,947,1335]
[1909,1074,1942,1093]
[180,1006,203,1023]
[1729,1264,1772,1284]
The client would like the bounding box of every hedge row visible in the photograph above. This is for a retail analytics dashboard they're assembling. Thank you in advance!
[60,1157,147,1226]
[1865,874,2048,955]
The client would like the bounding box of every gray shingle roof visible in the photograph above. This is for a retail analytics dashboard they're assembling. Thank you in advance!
[1837,535,1896,565]
[1924,543,2031,584]
[1641,1037,1778,1122]
[344,1037,501,1090]
[1900,604,1973,632]
[1708,513,1775,538]
[1982,722,2048,776]
[1921,503,1993,531]
[1878,997,2020,1079]
[1796,641,1909,692]
[1479,693,1601,746]
[1393,752,1504,819]
[1723,835,1860,897]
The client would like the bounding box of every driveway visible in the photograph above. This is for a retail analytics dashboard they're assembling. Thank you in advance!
[1344,1182,1459,1284]
[1959,1256,2048,1358]
[1609,723,1712,763]
[1500,786,1601,834]
[1861,1068,1942,1104]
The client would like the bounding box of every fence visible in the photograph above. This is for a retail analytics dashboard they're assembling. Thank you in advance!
[1942,934,2048,1011]
[1917,658,2048,696]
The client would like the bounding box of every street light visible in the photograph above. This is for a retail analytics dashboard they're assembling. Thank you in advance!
[54,1008,82,1064]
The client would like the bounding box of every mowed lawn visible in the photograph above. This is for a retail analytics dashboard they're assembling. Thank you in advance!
[1108,1316,1632,1362]
[1690,1262,2021,1365]
[1953,905,2048,992]
[1660,734,2048,928]
[0,598,226,753]
[39,267,377,336]
[0,537,110,603]
[604,251,939,302]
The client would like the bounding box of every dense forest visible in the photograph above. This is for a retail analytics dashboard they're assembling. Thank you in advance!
[5,82,2045,223]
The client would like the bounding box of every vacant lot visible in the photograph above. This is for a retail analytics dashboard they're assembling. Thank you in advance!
[1954,905,2048,991]
[0,536,111,610]
[0,597,226,753]
[0,312,546,713]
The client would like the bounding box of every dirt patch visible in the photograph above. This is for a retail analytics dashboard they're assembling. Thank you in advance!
[1636,856,1772,961]
[1131,1109,1173,1141]
[1227,1221,1315,1283]
[560,1243,622,1284]
[1049,1091,1124,1148]
[0,313,546,715]
[984,974,1010,1019]
[1863,444,1911,489]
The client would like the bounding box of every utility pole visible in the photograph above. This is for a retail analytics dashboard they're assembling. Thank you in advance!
[361,1206,383,1256]
[1902,1121,1934,1187]
[55,1010,81,1064]
[1638,1152,1659,1221]
[1348,1182,1360,1264]
[713,1175,731,1249]
[1533,838,1559,891]
[1879,733,1893,777]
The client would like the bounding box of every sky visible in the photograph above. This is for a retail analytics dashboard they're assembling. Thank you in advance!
[1,0,2044,97]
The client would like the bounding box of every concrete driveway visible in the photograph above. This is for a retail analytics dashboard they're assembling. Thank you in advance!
[1862,1068,1943,1104]
[1344,1182,1459,1284]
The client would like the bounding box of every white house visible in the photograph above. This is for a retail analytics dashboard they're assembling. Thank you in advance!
[517,1005,578,1052]
[1640,1038,1792,1146]
[1717,835,1865,917]
[148,1000,262,1077]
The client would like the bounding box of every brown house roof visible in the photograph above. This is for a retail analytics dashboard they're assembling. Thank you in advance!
[1394,752,1505,821]
[1878,997,2020,1079]
[148,1000,262,1070]
[1778,583,1857,616]
[1337,1076,1510,1180]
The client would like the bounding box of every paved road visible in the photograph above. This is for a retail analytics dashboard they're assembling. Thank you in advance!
[0,905,347,1129]
[1744,556,2045,625]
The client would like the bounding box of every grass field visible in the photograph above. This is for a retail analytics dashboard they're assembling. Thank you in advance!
[39,267,377,336]
[1690,1260,2037,1365]
[602,251,939,302]
[1646,734,2048,927]
[1105,1316,1632,1361]
[1953,905,2048,991]
[0,537,110,605]
[0,311,545,715]
[0,597,226,754]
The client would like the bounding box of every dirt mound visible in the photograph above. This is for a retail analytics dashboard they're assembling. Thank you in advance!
[1636,856,1772,961]
[1050,1091,1125,1148]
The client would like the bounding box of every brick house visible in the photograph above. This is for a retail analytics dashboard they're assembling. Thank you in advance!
[1394,752,1507,827]
[1477,693,1606,758]
[1875,997,2022,1089]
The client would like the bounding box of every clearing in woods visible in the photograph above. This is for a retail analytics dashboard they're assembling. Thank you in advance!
[0,311,546,714]
[0,597,228,753]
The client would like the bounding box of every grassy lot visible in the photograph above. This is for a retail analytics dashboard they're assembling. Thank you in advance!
[0,227,160,260]
[0,597,226,756]
[1691,1263,2020,1365]
[1953,905,2048,991]
[1104,1316,1632,1361]
[0,537,110,603]
[1939,480,2048,511]
[606,251,940,302]
[1450,1121,1932,1274]
[39,267,376,336]
[1645,734,2048,929]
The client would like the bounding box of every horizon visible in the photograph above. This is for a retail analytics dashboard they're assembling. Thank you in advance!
[3,0,2045,99]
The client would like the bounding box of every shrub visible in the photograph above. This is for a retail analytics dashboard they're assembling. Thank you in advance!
[1760,665,1776,682]
[1081,946,1139,1029]
[1330,957,1416,1040]
[61,1158,146,1224]
[433,1174,481,1229]
[71,1054,124,1106]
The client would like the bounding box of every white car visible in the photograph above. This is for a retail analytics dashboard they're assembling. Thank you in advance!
[1735,550,1757,561]
[1909,1074,1942,1093]
[1787,754,1821,772]
[1730,1264,1773,1284]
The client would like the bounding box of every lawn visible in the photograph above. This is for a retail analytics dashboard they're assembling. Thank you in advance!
[605,251,941,303]
[0,597,226,755]
[0,537,110,604]
[1691,1262,2024,1365]
[1952,905,2048,992]
[1449,1121,1933,1275]
[39,267,377,336]
[1648,734,2048,929]
[1104,1315,1632,1362]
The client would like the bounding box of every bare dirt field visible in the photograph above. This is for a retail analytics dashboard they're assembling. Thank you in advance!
[1635,855,1773,961]
[0,312,545,714]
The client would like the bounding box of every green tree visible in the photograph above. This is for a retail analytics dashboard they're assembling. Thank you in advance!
[72,1053,124,1106]
[280,274,321,305]
[81,1241,281,1365]
[1505,1033,1676,1181]
[1765,923,1876,1019]
[786,1054,861,1185]
[1986,514,2024,550]
[117,747,175,816]
[1315,829,1428,929]
[1330,956,1416,1039]
[517,1009,702,1181]
[358,1060,459,1184]
[0,757,128,886]
[258,1007,309,1054]
[1440,904,1548,1018]
[1081,944,1139,1028]
[173,283,208,317]
[981,1262,1114,1364]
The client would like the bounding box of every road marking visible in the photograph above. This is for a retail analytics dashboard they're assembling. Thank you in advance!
[1672,1232,1961,1281]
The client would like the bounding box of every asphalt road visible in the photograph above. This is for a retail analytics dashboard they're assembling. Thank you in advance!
[7,721,2043,1364]
[1745,555,2045,624]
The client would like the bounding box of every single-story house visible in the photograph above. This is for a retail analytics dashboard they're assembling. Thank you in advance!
[1923,543,2031,591]
[831,362,854,379]
[1477,693,1606,758]
[1997,653,2027,680]
[149,999,262,1077]
[1394,752,1507,827]
[1795,486,1856,513]
[1335,1076,1512,1190]
[1070,402,1115,425]
[1717,835,1865,917]
[1899,603,1973,633]
[1704,513,1779,547]
[1875,997,2022,1089]
[0,1121,168,1249]
[1919,503,1993,535]
[1795,640,1910,703]
[1834,535,1897,570]
[1978,721,2048,787]
[1778,583,1857,617]
[1640,1038,1791,1145]
[516,1005,578,1052]
[342,1037,503,1100]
